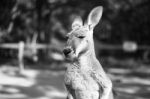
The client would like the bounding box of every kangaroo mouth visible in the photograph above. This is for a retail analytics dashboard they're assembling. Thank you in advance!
[63,47,76,59]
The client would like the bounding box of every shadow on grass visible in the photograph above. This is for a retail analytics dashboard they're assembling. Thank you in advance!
[0,57,150,99]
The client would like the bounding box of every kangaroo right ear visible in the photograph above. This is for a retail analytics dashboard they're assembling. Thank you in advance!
[87,6,103,30]
[72,16,83,30]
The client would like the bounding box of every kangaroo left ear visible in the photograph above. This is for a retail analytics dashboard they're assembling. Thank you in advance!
[72,16,83,30]
[87,6,103,30]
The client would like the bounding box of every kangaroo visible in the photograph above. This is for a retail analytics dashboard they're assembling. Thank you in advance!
[63,6,114,99]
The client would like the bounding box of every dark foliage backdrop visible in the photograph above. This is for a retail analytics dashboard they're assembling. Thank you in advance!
[0,0,150,60]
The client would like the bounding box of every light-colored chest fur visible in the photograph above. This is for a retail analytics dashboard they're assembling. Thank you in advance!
[65,63,99,91]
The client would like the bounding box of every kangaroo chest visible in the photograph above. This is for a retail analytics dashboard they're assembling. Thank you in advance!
[64,65,99,91]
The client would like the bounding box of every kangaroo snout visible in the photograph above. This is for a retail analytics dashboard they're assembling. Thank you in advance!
[63,48,72,56]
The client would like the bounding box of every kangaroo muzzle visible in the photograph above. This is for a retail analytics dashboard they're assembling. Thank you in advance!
[63,46,77,60]
[63,48,72,56]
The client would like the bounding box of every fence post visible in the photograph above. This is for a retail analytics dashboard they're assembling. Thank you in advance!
[18,41,25,73]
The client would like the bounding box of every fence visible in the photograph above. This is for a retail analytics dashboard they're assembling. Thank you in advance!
[0,41,150,73]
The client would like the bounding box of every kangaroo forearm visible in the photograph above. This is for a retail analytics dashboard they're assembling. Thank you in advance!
[101,87,112,99]
[100,80,113,99]
[67,93,74,99]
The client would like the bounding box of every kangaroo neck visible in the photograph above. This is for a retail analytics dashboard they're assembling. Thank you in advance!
[89,35,96,56]
[76,51,97,71]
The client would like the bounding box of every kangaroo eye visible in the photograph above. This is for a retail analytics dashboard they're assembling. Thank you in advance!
[78,36,85,39]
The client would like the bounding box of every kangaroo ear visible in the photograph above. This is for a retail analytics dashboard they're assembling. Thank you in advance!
[72,16,83,30]
[87,6,103,30]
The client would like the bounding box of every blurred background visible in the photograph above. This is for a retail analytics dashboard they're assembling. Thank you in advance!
[0,0,150,99]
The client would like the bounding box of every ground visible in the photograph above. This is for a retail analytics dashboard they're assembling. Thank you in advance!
[0,58,150,99]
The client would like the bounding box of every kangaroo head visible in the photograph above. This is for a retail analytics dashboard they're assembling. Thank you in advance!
[63,6,103,60]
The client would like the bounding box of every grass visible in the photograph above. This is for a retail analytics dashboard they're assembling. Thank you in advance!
[0,57,150,99]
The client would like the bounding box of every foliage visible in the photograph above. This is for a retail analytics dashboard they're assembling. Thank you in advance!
[0,0,149,58]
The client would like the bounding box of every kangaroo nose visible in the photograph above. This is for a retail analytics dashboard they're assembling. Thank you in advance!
[63,48,72,56]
